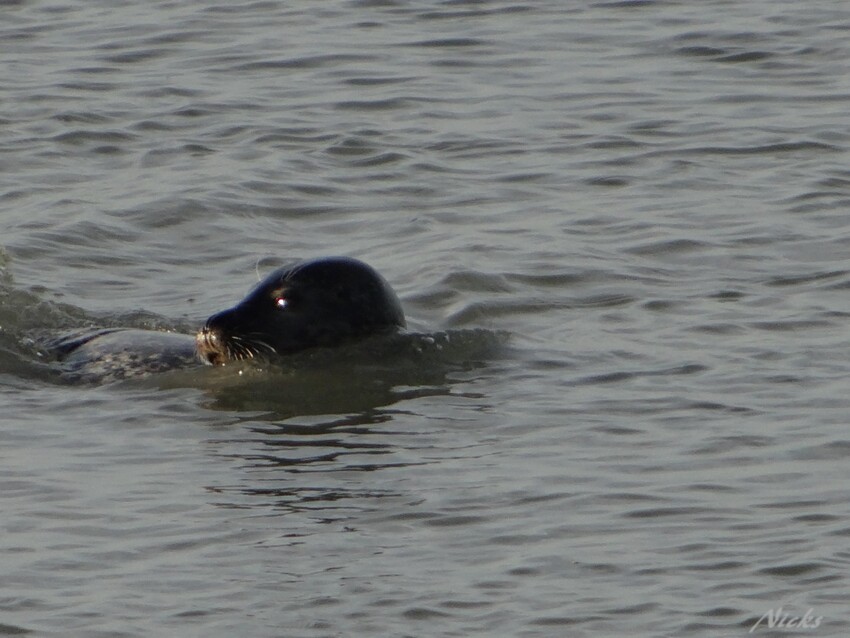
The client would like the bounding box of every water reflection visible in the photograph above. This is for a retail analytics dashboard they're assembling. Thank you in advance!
[204,409,434,517]
[182,330,503,513]
[160,328,504,418]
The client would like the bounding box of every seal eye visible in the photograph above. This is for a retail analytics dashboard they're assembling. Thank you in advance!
[275,296,289,310]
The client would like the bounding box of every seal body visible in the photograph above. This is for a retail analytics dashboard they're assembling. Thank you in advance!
[52,328,197,383]
[196,257,405,366]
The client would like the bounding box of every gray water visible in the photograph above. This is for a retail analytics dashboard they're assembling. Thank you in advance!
[2,1,850,636]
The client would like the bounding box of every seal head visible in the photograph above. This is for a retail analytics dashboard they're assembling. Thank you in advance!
[196,257,405,366]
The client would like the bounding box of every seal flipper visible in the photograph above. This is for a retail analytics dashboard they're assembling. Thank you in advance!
[48,328,125,361]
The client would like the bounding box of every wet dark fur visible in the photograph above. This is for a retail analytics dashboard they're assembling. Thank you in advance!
[196,257,405,366]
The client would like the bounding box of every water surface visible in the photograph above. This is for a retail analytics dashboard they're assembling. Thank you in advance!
[2,1,850,636]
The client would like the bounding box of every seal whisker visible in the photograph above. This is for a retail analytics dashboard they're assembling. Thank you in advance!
[241,334,278,356]
[228,335,258,360]
[232,340,253,360]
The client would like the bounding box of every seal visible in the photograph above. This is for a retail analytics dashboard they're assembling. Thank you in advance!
[46,256,405,382]
[195,256,406,366]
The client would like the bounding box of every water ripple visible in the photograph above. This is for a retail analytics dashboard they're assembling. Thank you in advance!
[2,1,850,636]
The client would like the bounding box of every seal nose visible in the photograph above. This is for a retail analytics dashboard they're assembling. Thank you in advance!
[195,308,240,366]
[195,325,224,366]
